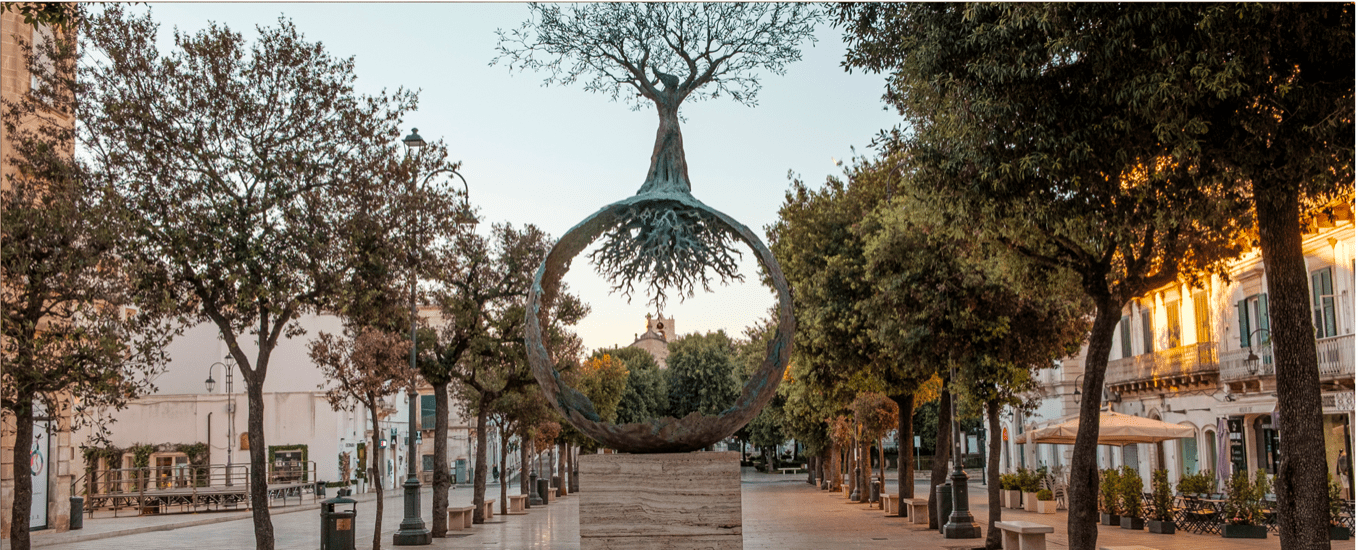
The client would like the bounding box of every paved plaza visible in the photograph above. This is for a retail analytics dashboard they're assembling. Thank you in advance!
[10,473,1354,550]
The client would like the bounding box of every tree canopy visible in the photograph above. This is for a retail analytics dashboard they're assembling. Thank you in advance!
[664,331,741,419]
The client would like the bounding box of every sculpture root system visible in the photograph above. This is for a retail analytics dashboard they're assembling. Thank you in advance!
[589,201,743,309]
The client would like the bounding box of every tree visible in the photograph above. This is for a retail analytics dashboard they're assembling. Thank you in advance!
[664,331,740,420]
[308,328,415,550]
[595,347,667,425]
[1,20,174,548]
[494,3,820,308]
[434,224,587,524]
[851,393,897,501]
[569,354,629,424]
[836,5,1257,546]
[79,8,417,548]
[1132,7,1352,546]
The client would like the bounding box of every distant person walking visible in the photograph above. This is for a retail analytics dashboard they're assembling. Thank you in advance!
[1338,449,1353,499]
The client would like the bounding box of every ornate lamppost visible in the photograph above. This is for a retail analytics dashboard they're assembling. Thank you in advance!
[204,356,235,485]
[944,364,981,539]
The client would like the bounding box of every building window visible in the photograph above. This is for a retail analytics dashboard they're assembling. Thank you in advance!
[1237,294,1270,349]
[1180,435,1199,476]
[1193,290,1212,344]
[1140,306,1154,355]
[422,454,435,473]
[420,394,436,430]
[1119,316,1132,359]
[1166,301,1182,348]
[1312,267,1337,338]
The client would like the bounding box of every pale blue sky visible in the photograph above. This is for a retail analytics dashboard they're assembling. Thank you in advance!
[140,3,899,353]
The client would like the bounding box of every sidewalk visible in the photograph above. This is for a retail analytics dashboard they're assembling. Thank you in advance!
[9,475,1355,549]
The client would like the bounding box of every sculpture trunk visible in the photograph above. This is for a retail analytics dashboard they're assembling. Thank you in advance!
[637,102,690,195]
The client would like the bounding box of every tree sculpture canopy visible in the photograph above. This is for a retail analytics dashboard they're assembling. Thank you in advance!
[506,4,815,452]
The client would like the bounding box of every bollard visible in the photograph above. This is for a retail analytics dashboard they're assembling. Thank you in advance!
[936,481,953,534]
[69,496,83,530]
[320,493,357,550]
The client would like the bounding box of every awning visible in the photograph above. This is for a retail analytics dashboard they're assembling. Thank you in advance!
[1014,411,1195,446]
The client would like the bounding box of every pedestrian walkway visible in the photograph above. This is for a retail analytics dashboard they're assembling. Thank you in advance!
[9,475,1355,549]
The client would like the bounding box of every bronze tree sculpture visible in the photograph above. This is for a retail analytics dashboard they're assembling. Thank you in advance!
[498,3,817,452]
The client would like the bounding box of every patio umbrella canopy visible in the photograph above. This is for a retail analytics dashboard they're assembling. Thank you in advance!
[1016,411,1195,445]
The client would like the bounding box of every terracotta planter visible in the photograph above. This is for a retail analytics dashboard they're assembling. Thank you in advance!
[1023,492,1038,512]
[1120,516,1144,530]
[1332,526,1351,541]
[1036,500,1057,514]
[1221,524,1268,539]
[1100,512,1120,526]
[1148,519,1176,534]
[1002,490,1022,509]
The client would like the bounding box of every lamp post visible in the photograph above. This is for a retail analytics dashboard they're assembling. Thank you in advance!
[204,356,235,486]
[1243,328,1272,375]
[944,364,981,539]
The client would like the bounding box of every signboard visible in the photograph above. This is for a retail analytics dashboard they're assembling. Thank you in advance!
[31,420,50,530]
[1228,416,1246,474]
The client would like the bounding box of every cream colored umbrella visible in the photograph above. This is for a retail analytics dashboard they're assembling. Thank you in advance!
[1018,411,1194,445]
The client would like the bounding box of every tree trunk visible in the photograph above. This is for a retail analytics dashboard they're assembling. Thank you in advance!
[929,385,953,530]
[430,382,450,537]
[985,399,1004,550]
[557,442,566,496]
[807,455,817,485]
[499,422,509,516]
[8,398,35,550]
[828,442,842,491]
[520,434,531,508]
[637,101,691,195]
[1255,180,1329,550]
[860,439,871,501]
[368,404,385,550]
[891,393,916,511]
[1067,297,1123,550]
[878,440,886,498]
[245,377,275,550]
[472,403,489,524]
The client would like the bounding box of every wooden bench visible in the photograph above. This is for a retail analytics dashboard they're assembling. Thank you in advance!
[480,498,496,520]
[507,494,528,514]
[447,506,474,530]
[994,520,1055,550]
[905,498,930,525]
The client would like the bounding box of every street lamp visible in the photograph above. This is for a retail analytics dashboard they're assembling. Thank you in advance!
[944,364,981,539]
[205,356,236,485]
[1243,328,1272,375]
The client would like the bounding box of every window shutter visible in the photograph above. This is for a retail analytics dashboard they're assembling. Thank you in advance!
[1258,294,1269,339]
[1238,300,1250,348]
[1120,316,1132,358]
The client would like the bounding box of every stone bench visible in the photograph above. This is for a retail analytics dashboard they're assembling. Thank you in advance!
[547,488,557,502]
[507,494,528,514]
[480,498,496,520]
[1099,547,1160,550]
[994,520,1055,550]
[778,467,799,475]
[883,493,900,516]
[905,498,930,525]
[447,506,474,530]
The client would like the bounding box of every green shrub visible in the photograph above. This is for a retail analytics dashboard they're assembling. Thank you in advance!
[1150,469,1174,522]
[1119,465,1143,518]
[1176,469,1216,495]
[1019,468,1042,493]
[1000,473,1020,491]
[1331,475,1346,526]
[1224,469,1264,525]
[1036,489,1054,501]
[1099,468,1121,514]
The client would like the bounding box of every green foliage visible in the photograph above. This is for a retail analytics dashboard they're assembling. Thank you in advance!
[1099,469,1121,514]
[1225,469,1266,526]
[1177,470,1217,495]
[663,331,740,418]
[1151,469,1175,522]
[569,354,629,424]
[1331,475,1346,525]
[1119,466,1144,519]
[1036,489,1054,501]
[129,444,155,469]
[596,347,668,424]
[1000,473,1021,491]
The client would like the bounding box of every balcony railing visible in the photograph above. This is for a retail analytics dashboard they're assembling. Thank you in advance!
[1219,333,1352,382]
[1105,342,1219,388]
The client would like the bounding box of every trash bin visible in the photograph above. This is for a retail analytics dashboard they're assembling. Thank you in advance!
[69,496,83,530]
[869,480,880,504]
[936,481,953,534]
[316,481,327,498]
[320,494,357,550]
[537,478,551,504]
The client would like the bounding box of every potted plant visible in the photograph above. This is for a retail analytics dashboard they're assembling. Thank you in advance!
[1099,468,1121,526]
[1148,469,1176,534]
[1119,466,1145,530]
[1035,489,1057,514]
[1330,475,1351,541]
[1176,469,1212,496]
[1000,473,1023,509]
[1022,468,1042,512]
[1221,470,1267,538]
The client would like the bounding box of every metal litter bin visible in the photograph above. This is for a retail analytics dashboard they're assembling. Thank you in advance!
[936,481,953,534]
[69,496,83,530]
[320,493,357,550]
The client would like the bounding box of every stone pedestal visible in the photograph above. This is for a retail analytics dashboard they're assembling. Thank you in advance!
[579,451,741,550]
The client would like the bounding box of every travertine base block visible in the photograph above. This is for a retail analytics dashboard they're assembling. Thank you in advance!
[579,451,741,550]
